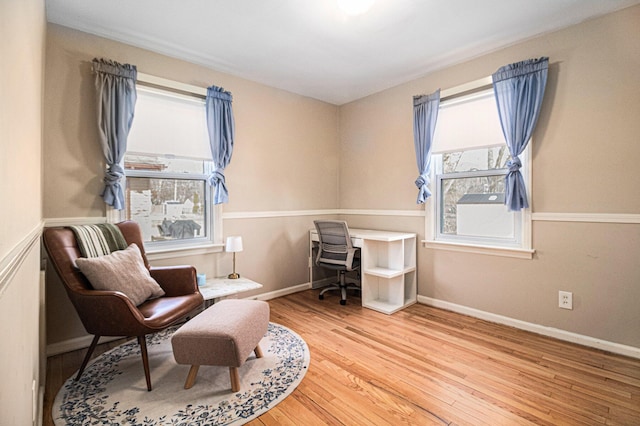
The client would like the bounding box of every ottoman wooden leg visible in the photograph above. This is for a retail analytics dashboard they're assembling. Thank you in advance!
[254,344,263,358]
[184,365,200,389]
[230,367,240,392]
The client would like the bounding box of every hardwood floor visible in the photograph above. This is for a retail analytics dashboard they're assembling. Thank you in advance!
[44,290,640,425]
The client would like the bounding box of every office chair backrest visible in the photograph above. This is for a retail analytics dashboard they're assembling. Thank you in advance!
[314,220,358,271]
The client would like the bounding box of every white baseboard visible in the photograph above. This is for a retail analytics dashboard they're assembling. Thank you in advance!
[49,287,638,360]
[253,282,312,301]
[418,296,640,359]
[37,385,44,426]
[47,283,313,355]
[46,335,123,357]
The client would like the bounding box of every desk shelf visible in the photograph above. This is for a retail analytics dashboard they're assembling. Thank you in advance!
[364,266,404,279]
[361,235,417,314]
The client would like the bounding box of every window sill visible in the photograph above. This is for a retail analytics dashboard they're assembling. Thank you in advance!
[422,240,535,259]
[146,243,224,261]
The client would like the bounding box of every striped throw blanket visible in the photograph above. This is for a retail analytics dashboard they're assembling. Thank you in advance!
[69,223,128,258]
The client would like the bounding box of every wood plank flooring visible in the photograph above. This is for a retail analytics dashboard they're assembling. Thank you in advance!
[44,289,640,425]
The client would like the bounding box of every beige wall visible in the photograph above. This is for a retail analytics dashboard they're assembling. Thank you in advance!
[0,0,46,423]
[339,5,640,348]
[43,24,340,346]
[43,6,640,353]
[43,24,339,218]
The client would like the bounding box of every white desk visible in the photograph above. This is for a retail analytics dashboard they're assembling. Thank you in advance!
[310,228,417,314]
[198,276,262,307]
[311,228,414,247]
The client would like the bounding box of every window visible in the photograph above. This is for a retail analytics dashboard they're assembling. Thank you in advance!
[427,86,532,257]
[116,83,219,250]
[124,154,212,246]
[434,145,523,246]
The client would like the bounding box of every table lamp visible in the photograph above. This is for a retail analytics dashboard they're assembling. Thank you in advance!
[225,236,243,279]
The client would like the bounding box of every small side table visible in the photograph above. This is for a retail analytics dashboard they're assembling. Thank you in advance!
[198,276,263,308]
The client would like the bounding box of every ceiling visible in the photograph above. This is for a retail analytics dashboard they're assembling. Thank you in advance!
[46,0,639,105]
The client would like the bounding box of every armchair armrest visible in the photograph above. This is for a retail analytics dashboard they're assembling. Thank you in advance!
[70,289,149,336]
[150,265,199,297]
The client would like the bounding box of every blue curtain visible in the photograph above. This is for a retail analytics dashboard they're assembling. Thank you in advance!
[205,86,235,204]
[413,90,441,204]
[93,58,137,210]
[492,57,548,211]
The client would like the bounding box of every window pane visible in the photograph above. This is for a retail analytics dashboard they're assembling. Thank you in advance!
[440,175,513,238]
[443,146,509,173]
[125,177,206,243]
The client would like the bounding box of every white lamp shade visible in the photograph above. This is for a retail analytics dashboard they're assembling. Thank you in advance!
[225,236,243,252]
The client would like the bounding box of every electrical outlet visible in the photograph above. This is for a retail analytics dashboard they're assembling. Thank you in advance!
[559,291,573,310]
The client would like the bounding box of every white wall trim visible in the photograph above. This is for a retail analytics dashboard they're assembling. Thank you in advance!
[223,209,424,220]
[42,217,224,260]
[440,76,493,100]
[137,72,207,97]
[0,222,43,299]
[339,209,425,217]
[46,335,123,357]
[46,211,639,225]
[43,217,106,227]
[223,209,341,219]
[253,282,312,301]
[146,244,224,261]
[423,240,535,259]
[47,282,313,354]
[418,295,640,359]
[47,283,640,359]
[532,212,640,224]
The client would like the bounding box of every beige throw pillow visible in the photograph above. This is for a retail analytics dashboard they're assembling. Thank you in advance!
[75,243,165,306]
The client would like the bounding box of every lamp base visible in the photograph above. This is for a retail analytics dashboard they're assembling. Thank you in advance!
[228,272,240,279]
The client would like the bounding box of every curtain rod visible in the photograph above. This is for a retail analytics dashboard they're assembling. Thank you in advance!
[440,76,493,101]
[137,72,207,97]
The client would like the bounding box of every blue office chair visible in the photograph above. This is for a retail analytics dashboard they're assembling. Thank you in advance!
[313,220,361,305]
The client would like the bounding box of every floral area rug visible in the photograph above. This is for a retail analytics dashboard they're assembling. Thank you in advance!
[53,323,310,425]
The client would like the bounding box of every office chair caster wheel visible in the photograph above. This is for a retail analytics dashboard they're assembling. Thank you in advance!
[340,299,346,305]
[319,294,324,300]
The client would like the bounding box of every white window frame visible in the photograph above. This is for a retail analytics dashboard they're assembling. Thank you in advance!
[107,73,224,257]
[423,77,534,259]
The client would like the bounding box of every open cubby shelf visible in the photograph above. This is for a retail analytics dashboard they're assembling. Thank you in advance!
[361,235,417,314]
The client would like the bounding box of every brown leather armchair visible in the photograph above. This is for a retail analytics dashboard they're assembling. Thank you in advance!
[43,220,204,391]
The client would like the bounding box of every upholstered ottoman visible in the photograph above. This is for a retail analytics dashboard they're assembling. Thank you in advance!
[171,299,270,392]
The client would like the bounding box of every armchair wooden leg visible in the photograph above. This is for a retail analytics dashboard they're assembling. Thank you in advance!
[184,365,199,389]
[137,335,152,391]
[230,367,240,392]
[254,344,263,358]
[75,335,100,381]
